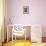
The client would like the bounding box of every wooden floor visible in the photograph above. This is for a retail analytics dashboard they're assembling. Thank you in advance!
[42,37,46,42]
[3,40,46,46]
[3,40,31,46]
[3,37,46,46]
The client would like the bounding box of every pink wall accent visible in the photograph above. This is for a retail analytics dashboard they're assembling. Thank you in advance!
[6,0,46,37]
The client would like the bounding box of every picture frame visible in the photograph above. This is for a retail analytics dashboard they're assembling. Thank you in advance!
[23,6,29,14]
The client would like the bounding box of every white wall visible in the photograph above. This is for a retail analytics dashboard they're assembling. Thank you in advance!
[7,0,46,37]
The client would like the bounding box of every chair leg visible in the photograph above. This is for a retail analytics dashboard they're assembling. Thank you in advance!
[15,36,16,43]
[1,42,3,46]
[12,32,13,43]
[25,31,26,43]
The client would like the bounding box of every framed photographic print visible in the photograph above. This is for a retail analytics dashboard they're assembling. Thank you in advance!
[23,6,29,14]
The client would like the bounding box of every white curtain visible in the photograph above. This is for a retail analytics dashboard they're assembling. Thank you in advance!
[0,0,4,42]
